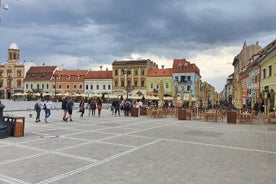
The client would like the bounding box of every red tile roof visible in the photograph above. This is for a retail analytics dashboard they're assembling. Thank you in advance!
[24,66,57,81]
[172,59,200,75]
[52,69,89,82]
[147,68,173,77]
[86,70,112,79]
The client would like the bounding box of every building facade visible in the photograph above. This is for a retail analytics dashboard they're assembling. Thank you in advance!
[0,43,24,99]
[84,69,112,95]
[172,59,201,97]
[24,66,57,94]
[146,67,173,96]
[112,59,158,97]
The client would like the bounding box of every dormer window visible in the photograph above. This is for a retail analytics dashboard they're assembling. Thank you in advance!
[66,75,71,80]
[76,76,80,80]
[30,74,35,79]
[41,74,46,78]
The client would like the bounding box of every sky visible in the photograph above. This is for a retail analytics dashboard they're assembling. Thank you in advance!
[1,0,276,92]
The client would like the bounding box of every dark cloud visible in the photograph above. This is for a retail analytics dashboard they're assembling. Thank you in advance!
[1,0,276,91]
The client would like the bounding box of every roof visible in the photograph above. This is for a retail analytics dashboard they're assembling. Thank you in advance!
[9,43,19,50]
[147,68,172,77]
[24,66,57,81]
[86,70,112,79]
[172,59,200,75]
[112,59,152,65]
[52,69,89,82]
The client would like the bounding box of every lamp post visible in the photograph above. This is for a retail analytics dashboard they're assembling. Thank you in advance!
[123,70,131,100]
[53,74,57,102]
[0,0,8,21]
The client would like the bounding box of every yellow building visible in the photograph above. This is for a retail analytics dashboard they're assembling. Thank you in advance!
[259,39,276,112]
[146,67,173,96]
[0,43,24,99]
[112,59,158,97]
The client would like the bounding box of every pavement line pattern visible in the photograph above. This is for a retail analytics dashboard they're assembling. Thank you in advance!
[0,173,31,184]
[130,134,276,155]
[37,139,161,184]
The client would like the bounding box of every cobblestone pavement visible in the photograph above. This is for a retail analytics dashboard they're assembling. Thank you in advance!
[1,100,276,183]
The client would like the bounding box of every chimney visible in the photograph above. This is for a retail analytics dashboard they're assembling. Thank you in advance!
[161,65,164,69]
[100,66,102,70]
[106,67,108,71]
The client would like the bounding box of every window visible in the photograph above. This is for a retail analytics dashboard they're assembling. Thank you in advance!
[80,85,82,89]
[141,80,144,87]
[42,84,45,89]
[30,74,35,79]
[103,85,106,90]
[187,85,191,91]
[180,76,186,83]
[127,80,131,87]
[76,76,80,80]
[41,74,46,78]
[262,68,266,79]
[7,70,12,77]
[74,85,77,89]
[26,84,28,89]
[134,69,138,76]
[90,85,93,90]
[268,65,272,77]
[66,75,70,80]
[141,69,144,75]
[175,76,179,82]
[166,82,169,89]
[86,85,88,90]
[17,80,21,88]
[67,84,70,89]
[96,85,99,90]
[115,70,118,76]
[31,84,33,89]
[108,85,111,90]
[150,83,153,89]
[37,84,39,89]
[187,76,191,81]
[59,84,62,89]
[47,84,49,89]
[17,71,22,77]
[121,80,125,87]
[134,81,138,87]
[115,80,118,87]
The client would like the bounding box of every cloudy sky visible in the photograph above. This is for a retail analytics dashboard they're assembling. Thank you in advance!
[1,0,276,92]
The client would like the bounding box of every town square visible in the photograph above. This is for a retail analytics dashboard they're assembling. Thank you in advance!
[1,0,276,183]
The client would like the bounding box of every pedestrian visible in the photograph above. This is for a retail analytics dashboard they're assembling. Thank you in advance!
[111,100,115,115]
[34,98,43,122]
[87,98,92,116]
[79,100,85,118]
[125,99,131,116]
[97,99,102,117]
[62,97,68,121]
[43,98,52,123]
[65,97,74,121]
[91,100,96,116]
[114,100,120,116]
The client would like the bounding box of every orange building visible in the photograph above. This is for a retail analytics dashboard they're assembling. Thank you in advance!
[51,69,89,95]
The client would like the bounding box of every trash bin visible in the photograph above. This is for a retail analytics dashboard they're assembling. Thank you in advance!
[131,108,139,117]
[227,111,236,124]
[178,108,186,120]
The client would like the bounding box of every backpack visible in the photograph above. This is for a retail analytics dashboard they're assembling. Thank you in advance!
[34,103,39,110]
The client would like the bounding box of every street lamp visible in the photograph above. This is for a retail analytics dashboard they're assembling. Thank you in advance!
[123,70,131,100]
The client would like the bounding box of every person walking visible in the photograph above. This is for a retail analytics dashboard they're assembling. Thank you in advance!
[65,97,74,121]
[62,97,68,121]
[91,100,96,116]
[44,98,52,123]
[114,100,120,117]
[97,99,102,117]
[79,100,85,118]
[87,98,92,116]
[34,98,43,122]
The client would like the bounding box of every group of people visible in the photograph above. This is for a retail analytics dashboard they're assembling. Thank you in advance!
[111,99,142,117]
[34,97,52,123]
